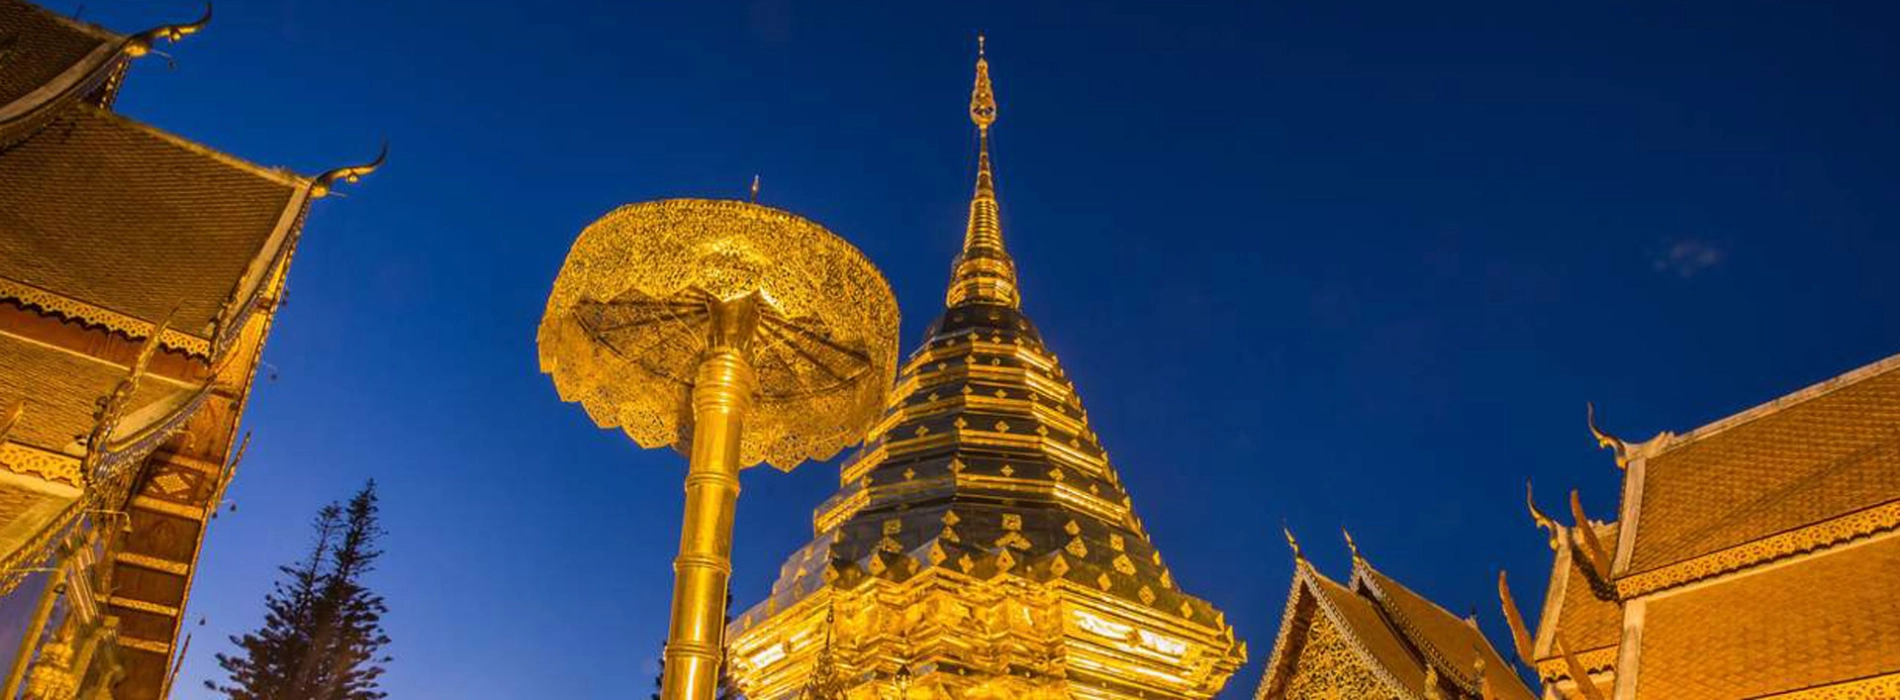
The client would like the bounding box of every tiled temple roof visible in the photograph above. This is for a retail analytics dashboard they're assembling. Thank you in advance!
[1624,355,1900,580]
[1633,534,1900,698]
[0,105,308,352]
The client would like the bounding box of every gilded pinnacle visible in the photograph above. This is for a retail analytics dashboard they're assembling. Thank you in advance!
[946,39,1020,309]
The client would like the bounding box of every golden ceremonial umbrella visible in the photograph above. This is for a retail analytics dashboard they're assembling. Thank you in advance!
[538,198,899,700]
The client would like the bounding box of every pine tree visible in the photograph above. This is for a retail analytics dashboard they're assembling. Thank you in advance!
[210,482,392,700]
[309,481,392,700]
[208,502,342,699]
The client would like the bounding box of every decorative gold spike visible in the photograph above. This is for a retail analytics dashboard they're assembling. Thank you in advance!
[946,36,1019,308]
[311,142,389,198]
[750,174,761,203]
[1527,480,1562,550]
[1341,527,1360,560]
[1498,570,1536,665]
[1570,490,1612,578]
[970,39,996,131]
[1283,524,1302,560]
[125,2,212,57]
[1556,638,1608,700]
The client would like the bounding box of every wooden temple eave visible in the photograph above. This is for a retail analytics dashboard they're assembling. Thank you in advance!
[110,306,280,699]
[1614,499,1900,598]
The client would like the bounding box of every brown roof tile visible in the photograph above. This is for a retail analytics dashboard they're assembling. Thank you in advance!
[0,104,304,339]
[1628,360,1900,575]
[1534,523,1623,663]
[0,333,194,455]
[1358,565,1538,700]
[1634,534,1900,698]
[0,0,116,108]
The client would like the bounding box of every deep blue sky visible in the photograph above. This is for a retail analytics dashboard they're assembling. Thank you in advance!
[70,0,1900,697]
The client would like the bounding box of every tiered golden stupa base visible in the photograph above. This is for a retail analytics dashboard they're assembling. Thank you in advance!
[729,566,1241,700]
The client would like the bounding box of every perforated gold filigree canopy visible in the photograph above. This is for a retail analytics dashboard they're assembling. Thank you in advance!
[538,199,900,471]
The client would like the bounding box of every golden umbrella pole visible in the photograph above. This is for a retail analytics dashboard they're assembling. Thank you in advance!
[662,296,757,700]
[538,199,899,700]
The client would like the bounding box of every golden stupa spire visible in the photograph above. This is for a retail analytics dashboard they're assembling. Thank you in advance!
[945,35,1020,309]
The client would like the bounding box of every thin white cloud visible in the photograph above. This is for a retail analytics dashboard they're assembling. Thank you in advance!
[1651,238,1726,278]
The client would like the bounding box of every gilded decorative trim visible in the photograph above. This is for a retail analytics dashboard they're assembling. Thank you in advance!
[115,552,189,576]
[1618,501,1900,598]
[1535,647,1617,682]
[108,596,180,617]
[0,277,211,356]
[1754,673,1900,700]
[1300,566,1414,698]
[1254,570,1311,699]
[115,636,171,655]
[0,443,82,487]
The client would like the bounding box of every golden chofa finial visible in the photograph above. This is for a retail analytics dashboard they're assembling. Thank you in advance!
[970,36,997,131]
[125,2,212,58]
[1586,401,1631,469]
[1527,480,1561,551]
[1587,401,1674,470]
[312,142,388,198]
[1341,527,1360,560]
[1282,522,1302,560]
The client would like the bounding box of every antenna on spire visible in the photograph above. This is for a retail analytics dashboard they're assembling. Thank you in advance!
[749,174,761,203]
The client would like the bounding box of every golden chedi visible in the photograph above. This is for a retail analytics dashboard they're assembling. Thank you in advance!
[725,41,1247,700]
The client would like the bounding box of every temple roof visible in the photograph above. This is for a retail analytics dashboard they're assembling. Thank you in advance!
[1632,533,1900,698]
[1354,557,1537,700]
[1259,541,1536,700]
[0,104,309,353]
[0,333,197,458]
[0,0,118,108]
[1530,522,1621,673]
[1306,567,1424,694]
[1623,353,1900,579]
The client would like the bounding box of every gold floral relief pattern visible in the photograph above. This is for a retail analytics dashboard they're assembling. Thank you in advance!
[1279,615,1400,700]
[0,443,82,487]
[0,278,211,356]
[1755,673,1900,699]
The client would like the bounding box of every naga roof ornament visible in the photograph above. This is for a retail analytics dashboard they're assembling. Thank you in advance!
[125,2,211,58]
[1586,401,1671,470]
[312,142,389,198]
[1526,480,1561,550]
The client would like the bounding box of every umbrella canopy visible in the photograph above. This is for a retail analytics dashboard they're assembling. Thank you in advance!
[539,199,900,471]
